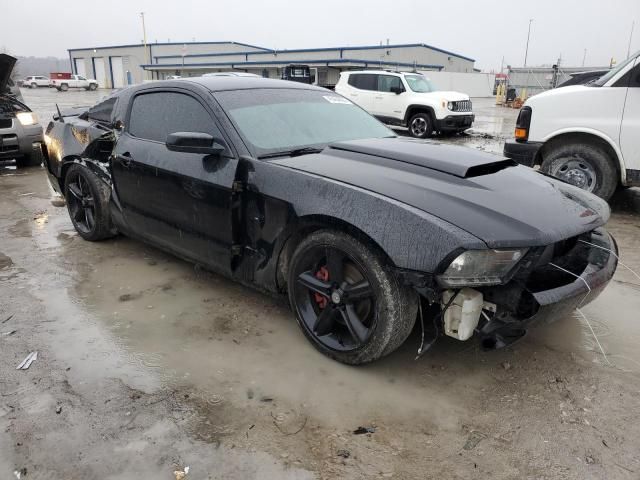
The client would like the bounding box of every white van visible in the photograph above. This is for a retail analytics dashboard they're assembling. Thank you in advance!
[504,51,640,200]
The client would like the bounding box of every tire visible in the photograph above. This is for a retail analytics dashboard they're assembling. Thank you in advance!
[287,229,418,365]
[63,164,115,241]
[540,142,617,200]
[30,82,37,89]
[89,83,97,91]
[15,147,44,168]
[408,112,434,139]
[60,83,69,92]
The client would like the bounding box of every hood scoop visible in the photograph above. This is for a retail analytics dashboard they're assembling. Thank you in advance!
[329,138,516,178]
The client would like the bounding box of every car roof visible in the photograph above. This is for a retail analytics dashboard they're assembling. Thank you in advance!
[342,70,420,76]
[127,77,326,93]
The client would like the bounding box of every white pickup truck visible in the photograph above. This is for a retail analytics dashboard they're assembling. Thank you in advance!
[504,50,640,200]
[50,75,99,92]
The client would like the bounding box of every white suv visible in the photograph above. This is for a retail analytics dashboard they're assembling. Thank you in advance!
[22,76,50,88]
[335,70,474,138]
[504,50,640,200]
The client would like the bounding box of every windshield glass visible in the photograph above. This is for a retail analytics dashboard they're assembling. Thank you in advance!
[404,75,436,93]
[592,54,638,86]
[215,89,394,157]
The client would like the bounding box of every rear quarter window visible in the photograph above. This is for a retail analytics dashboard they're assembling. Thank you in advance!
[347,74,378,91]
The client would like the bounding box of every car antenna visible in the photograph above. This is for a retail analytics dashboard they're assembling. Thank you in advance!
[55,103,64,123]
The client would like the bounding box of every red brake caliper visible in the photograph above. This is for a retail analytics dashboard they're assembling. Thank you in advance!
[314,266,329,309]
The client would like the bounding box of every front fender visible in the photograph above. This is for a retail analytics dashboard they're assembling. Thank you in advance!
[246,159,485,274]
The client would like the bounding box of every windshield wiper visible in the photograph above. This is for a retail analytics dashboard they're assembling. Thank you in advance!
[258,146,324,159]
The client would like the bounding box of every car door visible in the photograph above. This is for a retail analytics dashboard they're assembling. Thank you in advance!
[111,88,239,275]
[619,58,640,173]
[370,74,406,121]
[344,73,377,112]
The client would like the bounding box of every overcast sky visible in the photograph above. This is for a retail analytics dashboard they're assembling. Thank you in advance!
[3,0,639,71]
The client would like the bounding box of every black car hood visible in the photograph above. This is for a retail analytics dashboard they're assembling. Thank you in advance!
[271,138,609,248]
[0,54,16,94]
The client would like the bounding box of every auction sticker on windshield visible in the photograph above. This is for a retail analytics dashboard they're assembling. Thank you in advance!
[323,95,352,104]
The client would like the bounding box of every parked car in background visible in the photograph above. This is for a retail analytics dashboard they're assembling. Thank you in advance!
[504,50,640,200]
[335,70,474,138]
[0,54,45,167]
[50,73,98,91]
[21,75,50,89]
[43,77,616,364]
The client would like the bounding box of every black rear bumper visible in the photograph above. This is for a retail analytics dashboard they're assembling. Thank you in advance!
[435,114,474,132]
[503,139,543,168]
[479,228,617,348]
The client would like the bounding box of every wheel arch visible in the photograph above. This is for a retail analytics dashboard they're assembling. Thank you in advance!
[538,130,626,185]
[404,104,436,124]
[275,214,395,293]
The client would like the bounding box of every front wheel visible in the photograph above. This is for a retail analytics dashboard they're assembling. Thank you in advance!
[89,83,97,91]
[287,230,418,365]
[540,142,617,200]
[30,82,38,89]
[64,164,116,241]
[408,113,434,139]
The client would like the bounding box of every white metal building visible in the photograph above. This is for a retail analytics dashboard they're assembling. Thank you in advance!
[68,41,476,88]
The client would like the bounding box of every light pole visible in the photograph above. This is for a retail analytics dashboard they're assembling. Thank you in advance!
[524,19,533,67]
[627,21,635,58]
[140,12,149,80]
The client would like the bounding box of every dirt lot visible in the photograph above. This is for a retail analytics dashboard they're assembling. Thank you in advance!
[1,88,640,479]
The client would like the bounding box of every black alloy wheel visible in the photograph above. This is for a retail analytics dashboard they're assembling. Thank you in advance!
[66,170,96,234]
[288,230,418,364]
[64,164,116,241]
[293,246,376,352]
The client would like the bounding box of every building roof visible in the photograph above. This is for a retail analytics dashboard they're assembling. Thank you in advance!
[70,41,475,63]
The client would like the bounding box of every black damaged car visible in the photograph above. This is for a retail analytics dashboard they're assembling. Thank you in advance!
[42,77,618,364]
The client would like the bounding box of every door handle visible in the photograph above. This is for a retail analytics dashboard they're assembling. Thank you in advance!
[120,152,132,168]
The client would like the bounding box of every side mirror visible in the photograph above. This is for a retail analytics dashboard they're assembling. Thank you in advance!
[390,86,404,95]
[166,132,226,155]
[113,119,125,131]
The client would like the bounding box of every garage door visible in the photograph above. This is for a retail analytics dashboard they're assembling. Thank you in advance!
[110,56,125,88]
[93,58,107,88]
[74,58,86,77]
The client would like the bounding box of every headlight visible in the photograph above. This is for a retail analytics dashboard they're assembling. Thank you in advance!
[16,112,38,126]
[447,101,454,110]
[438,249,528,287]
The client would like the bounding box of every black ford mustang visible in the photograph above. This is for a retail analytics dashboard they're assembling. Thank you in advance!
[43,77,617,364]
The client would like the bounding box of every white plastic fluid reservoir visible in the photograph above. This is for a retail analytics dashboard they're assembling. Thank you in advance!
[443,288,483,341]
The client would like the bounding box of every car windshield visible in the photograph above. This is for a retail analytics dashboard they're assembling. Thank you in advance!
[592,53,638,87]
[404,74,436,93]
[215,88,394,157]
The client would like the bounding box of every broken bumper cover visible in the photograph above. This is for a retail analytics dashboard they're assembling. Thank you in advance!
[480,228,618,347]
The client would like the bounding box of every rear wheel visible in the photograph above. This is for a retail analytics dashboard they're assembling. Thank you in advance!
[30,82,37,89]
[408,112,434,139]
[60,83,69,92]
[64,164,115,241]
[89,83,97,91]
[287,230,418,365]
[541,142,617,200]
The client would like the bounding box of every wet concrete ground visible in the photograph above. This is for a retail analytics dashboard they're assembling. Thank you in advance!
[1,89,640,479]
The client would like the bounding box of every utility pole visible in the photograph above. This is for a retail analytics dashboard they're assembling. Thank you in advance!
[582,48,587,67]
[627,21,635,58]
[524,19,533,67]
[140,12,149,80]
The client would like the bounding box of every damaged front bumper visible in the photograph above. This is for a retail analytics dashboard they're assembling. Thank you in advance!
[478,228,617,348]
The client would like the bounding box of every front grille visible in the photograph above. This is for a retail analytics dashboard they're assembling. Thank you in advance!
[451,100,472,112]
[0,118,12,129]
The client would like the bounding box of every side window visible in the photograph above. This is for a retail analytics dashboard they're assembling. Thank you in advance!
[78,76,86,81]
[629,63,640,87]
[128,91,217,142]
[347,74,377,91]
[377,75,403,92]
